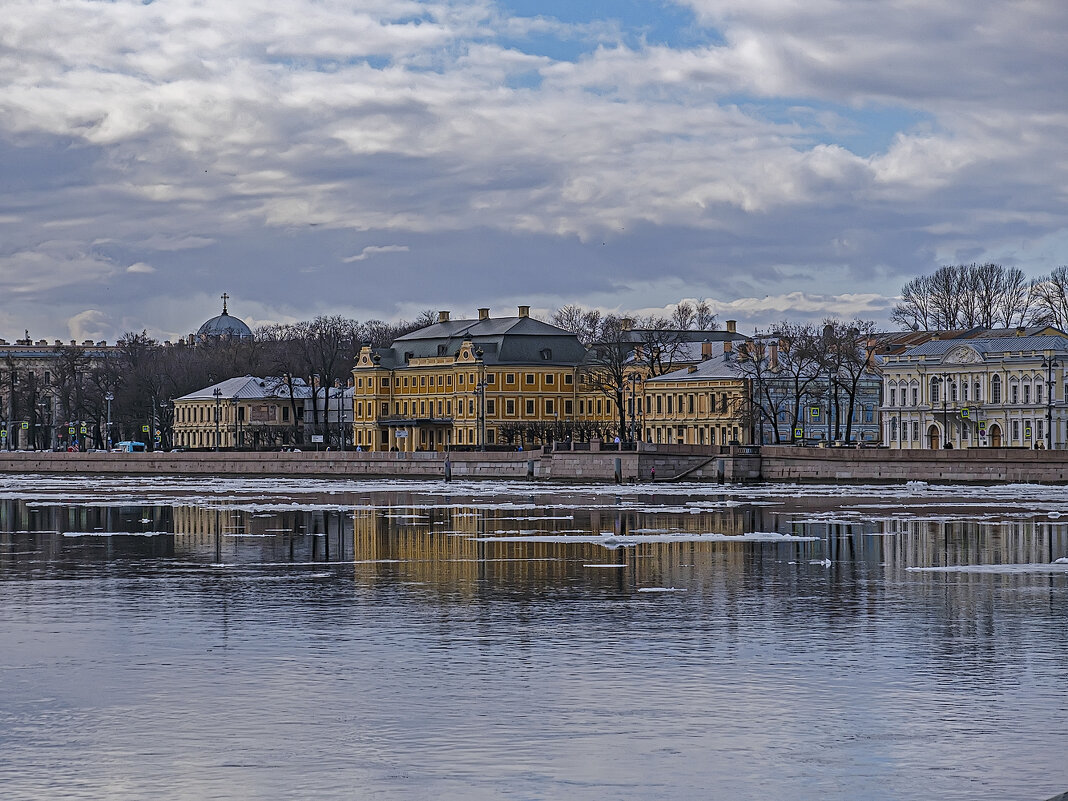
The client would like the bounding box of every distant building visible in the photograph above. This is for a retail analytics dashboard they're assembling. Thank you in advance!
[174,376,309,450]
[880,328,1068,449]
[352,306,616,452]
[194,293,253,341]
[642,342,751,446]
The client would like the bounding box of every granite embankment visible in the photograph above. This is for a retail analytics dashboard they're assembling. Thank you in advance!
[0,444,1065,483]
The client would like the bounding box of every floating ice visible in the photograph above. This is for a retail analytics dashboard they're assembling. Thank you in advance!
[637,587,687,593]
[907,562,1068,574]
[583,564,626,568]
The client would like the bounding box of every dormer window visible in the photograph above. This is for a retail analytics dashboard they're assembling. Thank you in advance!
[540,348,552,360]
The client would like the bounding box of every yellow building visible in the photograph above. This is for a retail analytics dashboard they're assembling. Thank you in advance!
[352,306,616,451]
[174,376,307,450]
[642,341,751,446]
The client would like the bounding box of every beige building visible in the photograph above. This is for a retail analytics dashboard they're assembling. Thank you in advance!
[174,376,308,450]
[642,342,751,446]
[880,329,1068,449]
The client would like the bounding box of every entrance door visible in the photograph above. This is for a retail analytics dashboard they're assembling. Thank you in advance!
[927,425,940,450]
[989,424,1002,447]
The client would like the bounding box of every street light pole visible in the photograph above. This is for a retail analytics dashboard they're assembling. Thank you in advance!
[213,387,222,451]
[1044,355,1059,449]
[105,392,114,450]
[475,348,486,451]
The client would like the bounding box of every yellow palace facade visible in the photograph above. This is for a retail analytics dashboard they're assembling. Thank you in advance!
[351,307,617,451]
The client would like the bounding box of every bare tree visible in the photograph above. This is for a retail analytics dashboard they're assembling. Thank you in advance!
[1032,266,1068,329]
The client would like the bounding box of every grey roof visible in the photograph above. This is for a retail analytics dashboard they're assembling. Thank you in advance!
[620,328,746,344]
[197,310,253,339]
[645,352,745,383]
[901,334,1068,358]
[177,376,312,401]
[385,315,587,366]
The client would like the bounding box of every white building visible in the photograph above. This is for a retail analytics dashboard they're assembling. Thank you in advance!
[881,330,1068,449]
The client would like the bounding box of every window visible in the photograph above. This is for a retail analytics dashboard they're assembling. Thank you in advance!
[973,382,981,402]
[1038,384,1045,404]
[239,407,246,421]
[525,374,535,385]
[446,401,451,415]
[564,400,572,415]
[540,348,553,360]
[564,374,573,385]
[951,381,958,403]
[1012,420,1020,440]
[468,400,474,415]
[667,396,673,414]
[486,400,495,415]
[505,399,515,415]
[545,399,555,415]
[864,406,873,423]
[420,401,426,416]
[381,402,388,415]
[912,421,919,441]
[912,387,919,406]
[688,395,695,414]
[505,373,515,384]
[931,379,940,404]
[525,399,535,415]
[1024,385,1030,404]
[446,376,452,387]
[579,400,586,415]
[282,407,290,422]
[438,401,443,416]
[890,417,898,441]
[992,375,1002,404]
[459,374,465,386]
[890,388,897,406]
[487,374,496,384]
[962,382,969,401]
[656,396,662,414]
[1011,384,1019,404]
[546,374,555,385]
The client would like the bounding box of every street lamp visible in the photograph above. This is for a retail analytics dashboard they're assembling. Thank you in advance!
[474,347,486,451]
[1043,354,1060,449]
[212,387,222,451]
[627,373,641,445]
[105,392,114,449]
[337,382,346,452]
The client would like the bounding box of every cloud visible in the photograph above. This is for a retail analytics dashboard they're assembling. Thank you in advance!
[0,0,1065,338]
[342,245,410,262]
[67,309,114,342]
[126,262,156,273]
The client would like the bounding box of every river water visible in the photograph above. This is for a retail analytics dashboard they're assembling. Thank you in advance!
[0,474,1066,801]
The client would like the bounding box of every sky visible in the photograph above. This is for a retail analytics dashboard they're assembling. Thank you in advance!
[2,0,1066,342]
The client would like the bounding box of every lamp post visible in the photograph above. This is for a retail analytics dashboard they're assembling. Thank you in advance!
[475,348,486,451]
[933,373,950,449]
[627,373,641,444]
[105,392,114,449]
[337,383,346,452]
[212,387,222,451]
[1044,354,1060,449]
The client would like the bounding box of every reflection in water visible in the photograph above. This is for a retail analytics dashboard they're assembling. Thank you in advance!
[0,481,1067,801]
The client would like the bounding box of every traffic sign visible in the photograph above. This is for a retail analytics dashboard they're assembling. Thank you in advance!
[978,420,986,431]
[1,430,6,438]
[20,422,28,430]
[142,425,150,433]
[68,426,75,435]
[1025,427,1032,439]
[80,425,87,434]
[793,426,804,439]
[961,408,970,419]
[809,407,821,421]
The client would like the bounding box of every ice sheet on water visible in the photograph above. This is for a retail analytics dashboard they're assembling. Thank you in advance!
[583,564,626,568]
[475,531,818,545]
[637,587,687,592]
[907,562,1068,574]
[62,530,170,537]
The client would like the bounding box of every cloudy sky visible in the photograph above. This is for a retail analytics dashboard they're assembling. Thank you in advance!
[2,0,1066,341]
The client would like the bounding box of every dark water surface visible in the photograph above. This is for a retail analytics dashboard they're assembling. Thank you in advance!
[1,475,1066,801]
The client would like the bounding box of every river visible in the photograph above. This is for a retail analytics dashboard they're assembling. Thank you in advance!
[0,475,1066,801]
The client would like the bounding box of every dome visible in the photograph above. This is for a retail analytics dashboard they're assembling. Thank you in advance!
[197,294,253,339]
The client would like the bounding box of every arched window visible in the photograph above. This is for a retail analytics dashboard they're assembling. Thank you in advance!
[974,381,982,401]
[992,375,1002,404]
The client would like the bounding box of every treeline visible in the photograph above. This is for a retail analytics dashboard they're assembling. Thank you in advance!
[892,263,1068,331]
[4,312,436,450]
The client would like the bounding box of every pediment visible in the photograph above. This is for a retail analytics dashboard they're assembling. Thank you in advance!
[943,345,983,365]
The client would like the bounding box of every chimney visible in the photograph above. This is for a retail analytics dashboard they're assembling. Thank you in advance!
[724,339,733,357]
[726,319,737,334]
[621,317,634,331]
[478,307,490,320]
[438,310,451,323]
[1016,326,1026,336]
[769,341,779,370]
[518,305,530,318]
[701,341,713,360]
